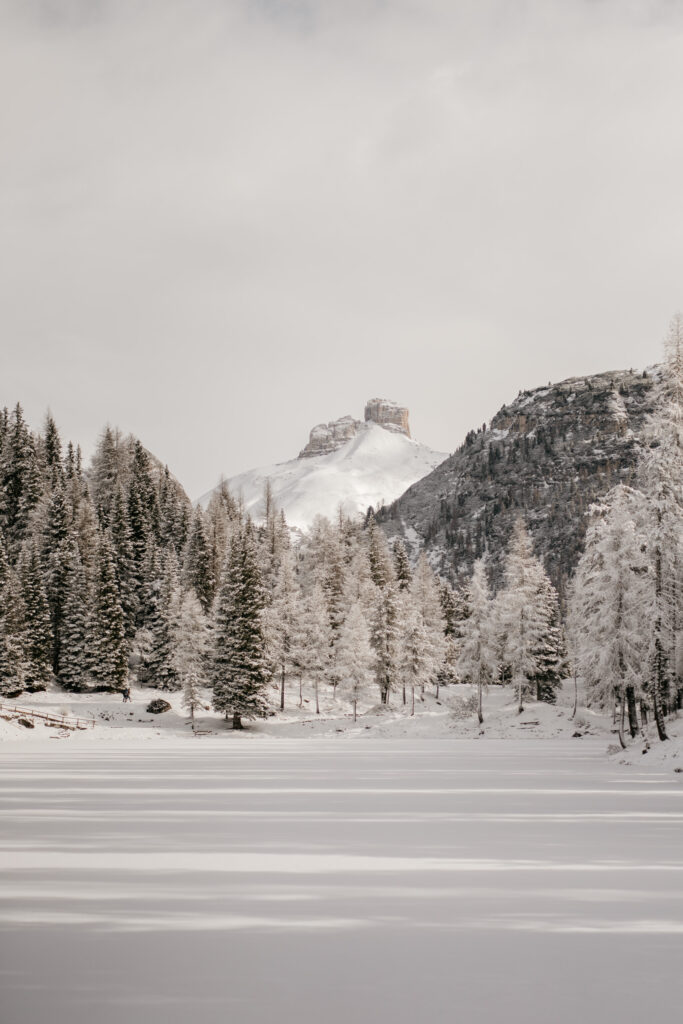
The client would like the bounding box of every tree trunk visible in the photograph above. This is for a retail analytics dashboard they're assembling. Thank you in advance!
[640,702,648,726]
[477,673,483,725]
[653,542,668,741]
[570,671,578,721]
[617,691,626,749]
[190,704,195,734]
[315,678,320,715]
[353,699,357,723]
[299,675,303,709]
[436,677,440,700]
[411,685,415,717]
[626,686,638,739]
[280,665,285,712]
[232,712,242,730]
[517,674,524,714]
[402,684,406,705]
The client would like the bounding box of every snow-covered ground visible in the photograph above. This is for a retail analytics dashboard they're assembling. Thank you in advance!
[2,679,682,762]
[1,736,682,1024]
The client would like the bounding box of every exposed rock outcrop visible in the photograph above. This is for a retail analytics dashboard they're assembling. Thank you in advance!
[365,399,410,437]
[298,415,361,459]
[379,368,658,599]
[298,399,410,458]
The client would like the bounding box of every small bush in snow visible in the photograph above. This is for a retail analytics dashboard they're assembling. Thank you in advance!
[451,693,480,720]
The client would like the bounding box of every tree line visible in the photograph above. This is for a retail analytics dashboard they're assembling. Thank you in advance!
[0,317,679,738]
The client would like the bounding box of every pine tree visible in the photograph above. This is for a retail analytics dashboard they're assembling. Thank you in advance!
[42,482,71,674]
[0,566,27,697]
[91,536,128,691]
[0,404,41,556]
[144,549,180,690]
[59,545,92,692]
[393,539,412,591]
[17,539,53,690]
[497,519,558,714]
[211,522,271,728]
[183,507,215,613]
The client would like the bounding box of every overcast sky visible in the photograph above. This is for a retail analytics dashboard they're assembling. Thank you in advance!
[1,0,682,498]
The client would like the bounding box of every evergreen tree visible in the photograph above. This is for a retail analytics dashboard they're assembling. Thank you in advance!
[0,404,41,555]
[42,482,71,674]
[392,539,412,591]
[17,539,53,690]
[211,522,271,728]
[183,507,215,613]
[497,519,558,714]
[59,545,92,692]
[144,549,180,690]
[91,536,128,691]
[0,568,27,697]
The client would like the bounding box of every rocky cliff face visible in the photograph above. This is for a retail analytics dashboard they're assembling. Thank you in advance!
[364,399,410,437]
[298,399,410,458]
[379,368,659,599]
[298,415,361,458]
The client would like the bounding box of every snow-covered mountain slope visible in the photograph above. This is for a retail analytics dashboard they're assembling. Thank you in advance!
[199,402,447,532]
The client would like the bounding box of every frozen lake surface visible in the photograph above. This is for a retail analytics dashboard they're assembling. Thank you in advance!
[1,738,682,1023]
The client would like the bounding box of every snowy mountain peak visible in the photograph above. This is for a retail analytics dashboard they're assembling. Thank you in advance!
[200,401,446,532]
[298,398,410,459]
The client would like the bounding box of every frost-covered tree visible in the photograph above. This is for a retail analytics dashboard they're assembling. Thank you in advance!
[144,550,180,691]
[456,559,496,723]
[264,548,303,711]
[91,535,128,692]
[335,601,374,721]
[183,507,215,614]
[497,520,561,714]
[59,544,92,692]
[17,539,53,690]
[409,554,447,697]
[567,486,650,746]
[370,581,402,705]
[297,583,332,715]
[211,522,271,729]
[174,590,209,731]
[399,605,432,716]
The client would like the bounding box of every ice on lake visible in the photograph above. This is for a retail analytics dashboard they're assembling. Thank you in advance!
[1,738,682,1023]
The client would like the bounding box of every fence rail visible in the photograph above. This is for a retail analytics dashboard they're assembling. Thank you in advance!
[0,703,95,730]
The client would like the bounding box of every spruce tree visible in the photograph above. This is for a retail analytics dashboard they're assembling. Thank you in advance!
[17,539,53,690]
[211,522,271,728]
[183,507,215,613]
[145,549,180,691]
[59,545,92,692]
[91,536,128,691]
